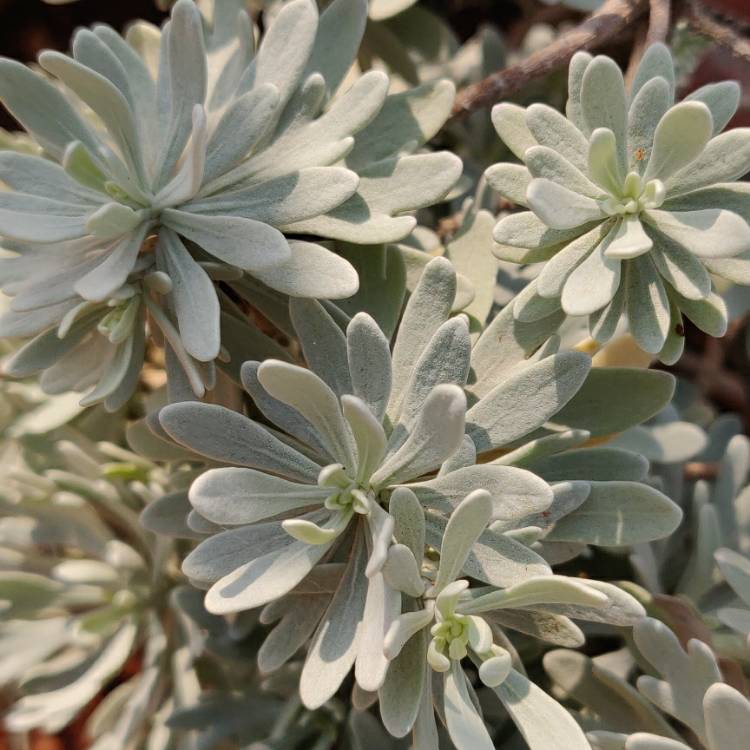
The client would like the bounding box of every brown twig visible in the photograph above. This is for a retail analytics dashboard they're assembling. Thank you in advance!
[646,0,671,45]
[686,0,750,63]
[451,0,649,117]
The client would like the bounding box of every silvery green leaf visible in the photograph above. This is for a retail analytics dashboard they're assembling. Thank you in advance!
[257,360,355,469]
[39,51,145,183]
[388,258,456,414]
[193,167,360,225]
[561,236,621,316]
[305,0,367,95]
[439,435,478,475]
[0,58,100,160]
[290,298,352,397]
[715,547,750,605]
[290,152,462,243]
[159,401,321,482]
[408,464,553,526]
[300,533,367,709]
[625,255,670,354]
[4,310,99,378]
[643,102,713,182]
[390,486,425,562]
[538,578,645,626]
[372,384,466,487]
[547,482,681,546]
[649,229,712,300]
[0,571,64,618]
[0,151,104,205]
[491,102,537,160]
[674,290,727,338]
[604,217,653,260]
[155,0,206,184]
[528,447,648,483]
[203,84,279,184]
[626,736,690,750]
[547,650,679,739]
[347,78,456,169]
[0,194,88,243]
[379,619,428,737]
[160,228,220,362]
[219,313,293,385]
[644,208,750,258]
[75,225,148,301]
[527,178,605,230]
[342,395,388,482]
[588,128,624,195]
[336,244,406,340]
[258,594,330,675]
[630,43,675,103]
[355,570,400,691]
[470,303,565,399]
[182,514,288,582]
[368,0,420,20]
[537,224,609,297]
[484,163,531,206]
[666,129,750,196]
[566,51,593,131]
[250,240,359,299]
[677,502,721,601]
[467,351,591,453]
[492,667,592,750]
[139,491,199,539]
[628,77,672,174]
[396,315,471,429]
[248,0,317,109]
[459,575,606,617]
[718,606,750,638]
[6,622,137,734]
[445,208,498,327]
[348,705,403,750]
[190,467,328,526]
[399,244,475,313]
[703,683,750,750]
[425,514,551,587]
[513,279,564,323]
[240,361,330,459]
[498,429,590,469]
[527,145,602,199]
[634,617,722,743]
[203,529,332,614]
[493,210,584,256]
[613,420,706,464]
[445,660,494,750]
[686,80,741,135]
[526,103,589,171]
[580,55,628,168]
[551,368,675,436]
[346,312,393,422]
[433,489,492,593]
[0,618,67,686]
[161,209,291,272]
[495,609,585,647]
[383,543,424,597]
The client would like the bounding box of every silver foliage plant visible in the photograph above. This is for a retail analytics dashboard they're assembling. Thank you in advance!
[0,0,460,407]
[488,43,750,362]
[1,2,750,749]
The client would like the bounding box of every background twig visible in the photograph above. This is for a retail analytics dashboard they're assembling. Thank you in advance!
[647,0,671,45]
[686,0,750,63]
[451,0,649,117]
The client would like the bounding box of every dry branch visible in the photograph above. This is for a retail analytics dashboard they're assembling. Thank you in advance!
[451,0,649,117]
